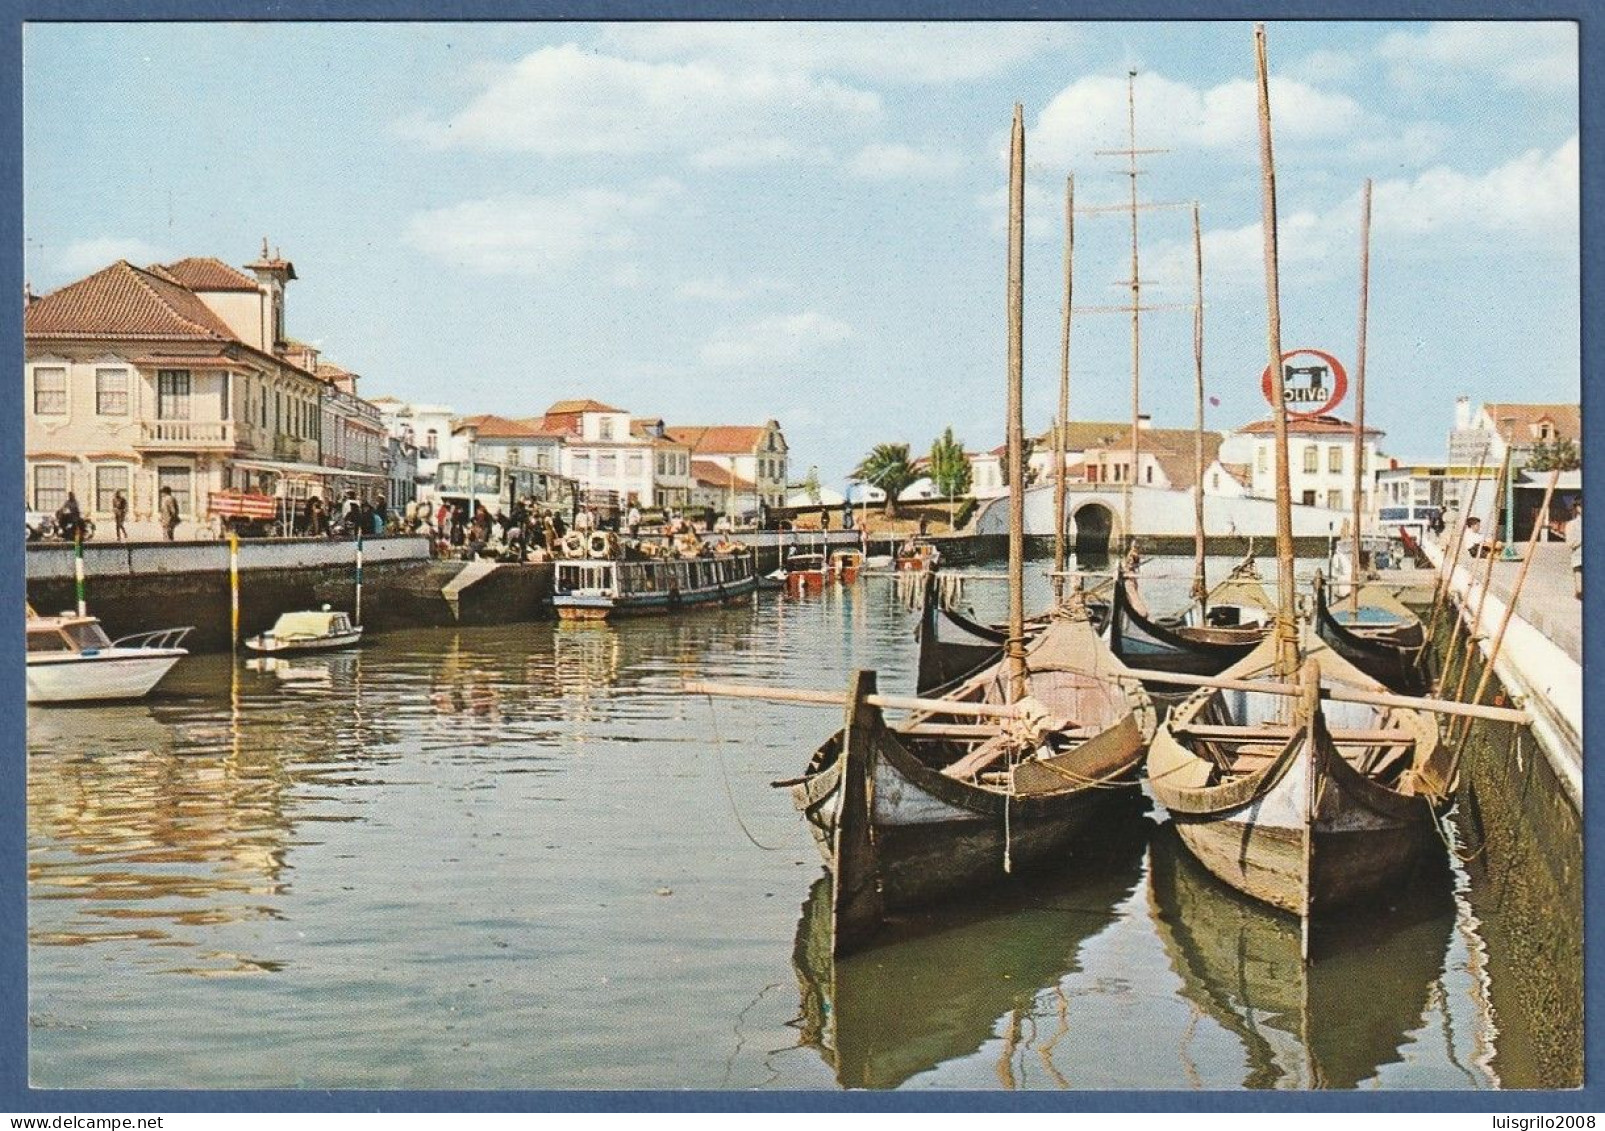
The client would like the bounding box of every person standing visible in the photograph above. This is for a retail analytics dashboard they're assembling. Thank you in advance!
[1566,500,1583,600]
[159,486,180,541]
[111,489,129,541]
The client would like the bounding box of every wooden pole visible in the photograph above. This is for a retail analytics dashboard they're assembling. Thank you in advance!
[1254,24,1299,681]
[355,526,365,626]
[1053,174,1075,602]
[229,530,240,653]
[685,673,1531,726]
[1350,178,1373,615]
[73,529,86,617]
[1440,444,1512,696]
[1191,200,1207,608]
[1125,71,1142,552]
[1006,103,1028,703]
[1453,466,1560,744]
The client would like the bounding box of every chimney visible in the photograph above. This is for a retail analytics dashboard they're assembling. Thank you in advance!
[1454,396,1471,431]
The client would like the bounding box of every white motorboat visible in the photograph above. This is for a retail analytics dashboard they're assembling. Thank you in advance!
[245,608,363,654]
[26,607,191,704]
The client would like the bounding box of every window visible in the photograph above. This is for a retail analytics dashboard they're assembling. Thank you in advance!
[33,464,68,512]
[33,366,67,416]
[158,466,191,517]
[599,453,618,480]
[1328,446,1344,474]
[1145,464,1153,484]
[1301,490,1317,506]
[157,370,192,420]
[1257,447,1268,473]
[95,465,130,514]
[1211,472,1221,491]
[220,372,232,421]
[95,368,129,415]
[599,418,614,441]
[627,453,644,479]
[1327,489,1343,510]
[1302,445,1319,474]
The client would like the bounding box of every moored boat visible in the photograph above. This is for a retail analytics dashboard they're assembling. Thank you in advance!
[894,540,940,572]
[1106,569,1268,691]
[245,607,363,654]
[552,546,758,619]
[26,608,191,704]
[784,551,831,596]
[830,548,865,584]
[1145,634,1452,922]
[1313,572,1428,694]
[784,607,1155,955]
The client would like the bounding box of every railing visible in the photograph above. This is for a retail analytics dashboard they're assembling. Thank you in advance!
[110,625,194,650]
[137,421,236,448]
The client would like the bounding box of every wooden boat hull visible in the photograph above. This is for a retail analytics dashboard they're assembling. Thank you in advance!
[26,650,185,703]
[1107,576,1265,686]
[785,571,829,596]
[1314,577,1428,695]
[1146,636,1451,919]
[914,602,1007,696]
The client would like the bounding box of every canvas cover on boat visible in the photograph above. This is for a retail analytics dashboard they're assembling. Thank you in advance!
[270,612,343,638]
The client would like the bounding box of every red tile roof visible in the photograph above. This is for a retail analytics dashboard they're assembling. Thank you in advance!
[668,425,768,454]
[1480,403,1580,441]
[156,257,261,292]
[25,260,239,342]
[546,398,625,415]
[691,460,755,490]
[1238,414,1383,437]
[454,414,550,440]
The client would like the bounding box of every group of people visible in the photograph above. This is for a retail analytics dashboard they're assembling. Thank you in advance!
[51,487,170,542]
[407,497,577,563]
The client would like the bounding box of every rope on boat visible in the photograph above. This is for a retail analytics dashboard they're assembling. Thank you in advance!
[1003,763,1013,874]
[703,693,784,852]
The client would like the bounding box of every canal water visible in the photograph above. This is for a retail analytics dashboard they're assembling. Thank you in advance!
[26,556,1580,1091]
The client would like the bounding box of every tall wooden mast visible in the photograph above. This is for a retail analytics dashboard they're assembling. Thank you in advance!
[1350,178,1373,615]
[1254,24,1300,681]
[1053,174,1075,601]
[1006,104,1028,703]
[1191,201,1208,608]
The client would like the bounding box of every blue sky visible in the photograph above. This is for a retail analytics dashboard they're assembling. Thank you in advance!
[23,21,1578,484]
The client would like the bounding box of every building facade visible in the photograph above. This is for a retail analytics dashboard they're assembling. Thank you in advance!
[666,421,789,512]
[1230,415,1382,515]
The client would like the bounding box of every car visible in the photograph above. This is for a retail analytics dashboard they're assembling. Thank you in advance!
[25,508,54,542]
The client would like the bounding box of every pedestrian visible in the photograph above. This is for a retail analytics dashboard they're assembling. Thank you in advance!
[574,506,595,534]
[918,514,929,537]
[819,507,830,532]
[842,500,853,531]
[111,489,128,541]
[627,503,641,538]
[1566,500,1583,600]
[158,486,180,541]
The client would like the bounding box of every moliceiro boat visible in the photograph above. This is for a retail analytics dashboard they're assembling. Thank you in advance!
[786,608,1155,955]
[1312,572,1429,695]
[1106,569,1267,689]
[1145,635,1452,923]
[552,544,757,620]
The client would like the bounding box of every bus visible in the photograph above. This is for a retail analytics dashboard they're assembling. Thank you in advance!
[431,460,578,517]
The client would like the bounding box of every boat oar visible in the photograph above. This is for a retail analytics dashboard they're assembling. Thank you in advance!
[1115,666,1530,725]
[684,680,1032,720]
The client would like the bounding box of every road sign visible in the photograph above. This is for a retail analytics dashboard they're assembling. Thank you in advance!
[1260,348,1348,420]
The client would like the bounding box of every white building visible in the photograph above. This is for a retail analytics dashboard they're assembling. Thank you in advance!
[1234,414,1382,515]
[666,421,789,511]
[369,397,457,483]
[540,399,657,509]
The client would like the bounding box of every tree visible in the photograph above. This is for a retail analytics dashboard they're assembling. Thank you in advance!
[999,437,1037,487]
[854,443,917,517]
[1528,437,1580,472]
[928,428,973,498]
[801,465,823,504]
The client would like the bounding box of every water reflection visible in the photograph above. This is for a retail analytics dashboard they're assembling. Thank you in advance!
[790,810,1149,1090]
[1146,824,1460,1089]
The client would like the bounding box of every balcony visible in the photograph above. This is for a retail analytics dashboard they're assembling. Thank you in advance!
[136,420,238,450]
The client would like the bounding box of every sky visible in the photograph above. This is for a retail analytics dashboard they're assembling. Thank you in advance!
[22,21,1579,485]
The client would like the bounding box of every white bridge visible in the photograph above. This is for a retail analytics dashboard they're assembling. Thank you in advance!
[972,483,1353,547]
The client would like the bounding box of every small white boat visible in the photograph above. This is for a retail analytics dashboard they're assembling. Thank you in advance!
[26,607,191,704]
[245,607,363,654]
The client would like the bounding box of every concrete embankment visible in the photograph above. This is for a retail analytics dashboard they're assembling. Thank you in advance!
[26,537,552,653]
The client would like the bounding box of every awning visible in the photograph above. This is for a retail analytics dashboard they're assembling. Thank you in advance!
[1516,470,1581,490]
[230,458,387,481]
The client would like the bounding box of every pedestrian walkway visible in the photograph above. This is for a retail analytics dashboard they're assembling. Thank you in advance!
[1465,543,1580,665]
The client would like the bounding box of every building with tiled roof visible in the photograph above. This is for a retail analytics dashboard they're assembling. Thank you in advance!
[665,419,788,509]
[1227,414,1385,512]
[24,244,384,530]
[1447,396,1582,468]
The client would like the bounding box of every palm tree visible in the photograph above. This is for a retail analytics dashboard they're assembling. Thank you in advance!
[854,443,917,518]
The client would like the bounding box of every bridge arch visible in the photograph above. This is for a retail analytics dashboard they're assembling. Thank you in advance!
[1071,500,1121,557]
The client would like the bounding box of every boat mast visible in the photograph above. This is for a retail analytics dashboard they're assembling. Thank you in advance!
[1350,178,1373,615]
[1053,174,1075,602]
[1191,201,1207,608]
[1254,24,1300,681]
[1006,103,1028,703]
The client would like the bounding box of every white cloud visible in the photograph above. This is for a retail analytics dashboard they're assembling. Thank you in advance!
[598,22,1076,85]
[846,143,962,181]
[699,311,852,368]
[689,138,836,170]
[404,178,682,275]
[401,42,880,167]
[55,236,170,278]
[1031,71,1365,167]
[1144,135,1579,289]
[674,274,792,302]
[1378,23,1576,94]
